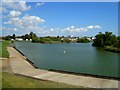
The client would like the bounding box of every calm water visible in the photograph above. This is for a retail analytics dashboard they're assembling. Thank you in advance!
[14,41,119,78]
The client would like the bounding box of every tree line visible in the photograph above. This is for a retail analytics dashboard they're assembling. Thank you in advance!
[2,32,91,43]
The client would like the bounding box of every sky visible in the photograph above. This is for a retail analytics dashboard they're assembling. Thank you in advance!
[1,1,118,37]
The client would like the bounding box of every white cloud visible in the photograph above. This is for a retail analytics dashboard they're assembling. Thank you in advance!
[50,28,54,31]
[2,27,17,31]
[63,25,102,33]
[2,24,102,36]
[71,25,75,29]
[2,1,47,36]
[36,2,44,7]
[87,25,101,29]
[22,14,45,25]
[4,21,12,24]
[14,28,17,31]
[2,1,46,36]
[4,14,45,28]
[2,1,31,12]
[4,18,21,27]
[86,25,94,29]
[9,10,21,17]
[94,25,101,29]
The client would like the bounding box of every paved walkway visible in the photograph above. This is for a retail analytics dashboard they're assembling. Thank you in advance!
[7,47,119,88]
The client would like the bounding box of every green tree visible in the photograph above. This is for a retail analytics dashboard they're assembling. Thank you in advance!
[4,35,12,40]
[77,37,90,43]
[92,32,119,49]
[104,32,113,46]
[92,32,104,47]
[24,34,29,39]
[63,38,71,43]
[12,34,16,40]
[29,32,37,39]
[32,37,40,43]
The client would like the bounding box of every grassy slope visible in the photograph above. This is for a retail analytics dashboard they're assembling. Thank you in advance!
[0,41,10,58]
[2,72,86,88]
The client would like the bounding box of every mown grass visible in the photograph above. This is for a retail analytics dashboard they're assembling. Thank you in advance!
[2,72,88,88]
[0,41,10,58]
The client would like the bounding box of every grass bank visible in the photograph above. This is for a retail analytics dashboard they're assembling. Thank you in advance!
[2,72,87,88]
[0,41,11,58]
[104,46,120,53]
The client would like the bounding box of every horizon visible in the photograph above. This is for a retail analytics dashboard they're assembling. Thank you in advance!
[2,2,118,37]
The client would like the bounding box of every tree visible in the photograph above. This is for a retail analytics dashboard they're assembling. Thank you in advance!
[104,32,113,46]
[63,38,71,43]
[57,36,60,38]
[29,32,37,39]
[25,34,29,39]
[29,32,33,39]
[92,32,119,49]
[77,37,90,43]
[92,32,104,47]
[12,34,16,40]
[4,35,12,40]
[32,37,40,43]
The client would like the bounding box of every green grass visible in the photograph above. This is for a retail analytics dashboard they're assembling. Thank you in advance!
[2,72,87,88]
[0,41,10,58]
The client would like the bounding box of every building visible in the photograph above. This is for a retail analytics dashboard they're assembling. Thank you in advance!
[11,39,15,41]
[26,39,28,41]
[15,38,23,41]
[30,39,32,41]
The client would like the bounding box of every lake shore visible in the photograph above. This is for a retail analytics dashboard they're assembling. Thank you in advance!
[104,46,120,53]
[7,46,119,88]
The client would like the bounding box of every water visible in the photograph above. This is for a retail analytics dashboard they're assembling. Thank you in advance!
[14,41,119,78]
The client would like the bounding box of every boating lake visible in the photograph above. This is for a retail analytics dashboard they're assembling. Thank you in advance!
[14,41,119,78]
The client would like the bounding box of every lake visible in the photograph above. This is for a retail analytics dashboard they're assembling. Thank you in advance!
[14,41,119,78]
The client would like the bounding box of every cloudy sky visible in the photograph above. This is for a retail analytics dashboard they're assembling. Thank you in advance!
[2,1,118,37]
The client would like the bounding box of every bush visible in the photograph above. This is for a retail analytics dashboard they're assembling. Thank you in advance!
[77,38,90,43]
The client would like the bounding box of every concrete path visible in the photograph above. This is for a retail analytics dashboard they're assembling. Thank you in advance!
[7,47,119,88]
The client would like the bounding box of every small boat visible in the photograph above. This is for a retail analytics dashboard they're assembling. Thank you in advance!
[64,51,66,53]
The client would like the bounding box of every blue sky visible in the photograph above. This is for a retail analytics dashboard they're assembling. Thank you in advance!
[2,2,118,37]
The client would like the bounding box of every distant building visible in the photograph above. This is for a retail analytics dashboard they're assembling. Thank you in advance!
[26,39,28,41]
[61,37,78,41]
[92,37,95,40]
[87,37,92,41]
[11,39,15,41]
[61,38,64,40]
[15,38,23,41]
[69,38,78,41]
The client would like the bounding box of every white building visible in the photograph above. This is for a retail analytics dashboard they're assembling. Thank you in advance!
[87,37,92,41]
[15,38,23,41]
[11,39,15,41]
[61,38,64,40]
[92,37,95,40]
[69,38,78,41]
[26,39,28,41]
